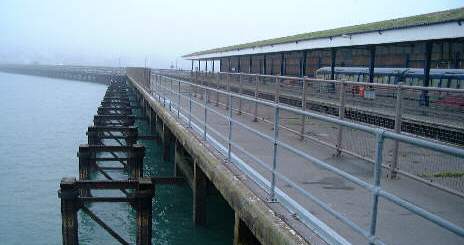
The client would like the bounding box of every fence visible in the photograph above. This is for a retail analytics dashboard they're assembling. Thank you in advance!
[154,69,464,195]
[127,69,464,245]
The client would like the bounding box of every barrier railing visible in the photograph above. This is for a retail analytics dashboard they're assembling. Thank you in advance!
[154,69,464,195]
[128,70,464,245]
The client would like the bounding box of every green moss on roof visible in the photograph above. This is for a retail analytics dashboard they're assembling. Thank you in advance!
[184,7,464,58]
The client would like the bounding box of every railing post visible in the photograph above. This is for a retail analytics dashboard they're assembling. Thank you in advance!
[368,130,385,245]
[275,76,280,103]
[300,78,307,141]
[162,77,166,107]
[238,73,242,115]
[135,178,154,245]
[203,88,208,140]
[270,105,280,202]
[253,75,259,122]
[199,73,204,100]
[228,92,233,161]
[169,78,173,111]
[336,81,346,156]
[177,79,181,119]
[59,177,80,245]
[215,73,220,107]
[188,90,192,128]
[226,73,230,110]
[390,83,403,179]
[128,144,145,179]
[78,144,92,197]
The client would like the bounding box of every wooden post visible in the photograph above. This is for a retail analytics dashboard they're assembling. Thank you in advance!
[193,159,207,225]
[126,126,139,146]
[135,178,154,245]
[78,144,92,197]
[59,177,80,245]
[128,144,145,179]
[87,126,100,145]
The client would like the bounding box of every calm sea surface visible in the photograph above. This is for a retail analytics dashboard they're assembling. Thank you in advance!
[0,72,233,244]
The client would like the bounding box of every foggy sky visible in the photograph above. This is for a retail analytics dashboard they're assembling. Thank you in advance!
[1,0,463,69]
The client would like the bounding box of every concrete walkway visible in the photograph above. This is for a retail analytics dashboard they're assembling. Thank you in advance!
[152,79,464,245]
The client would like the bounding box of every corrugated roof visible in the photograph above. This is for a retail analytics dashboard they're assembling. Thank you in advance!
[184,7,464,58]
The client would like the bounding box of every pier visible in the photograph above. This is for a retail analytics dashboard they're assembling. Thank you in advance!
[1,6,463,245]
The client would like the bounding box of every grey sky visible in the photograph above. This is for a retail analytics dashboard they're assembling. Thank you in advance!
[1,0,463,69]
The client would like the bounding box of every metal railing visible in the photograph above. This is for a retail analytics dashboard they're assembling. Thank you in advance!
[129,70,464,245]
[154,69,464,196]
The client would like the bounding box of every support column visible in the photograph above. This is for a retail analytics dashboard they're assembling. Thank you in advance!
[330,48,337,80]
[135,178,154,245]
[163,124,172,162]
[233,212,260,245]
[193,159,207,225]
[126,126,139,146]
[280,53,284,75]
[87,126,100,145]
[421,41,433,107]
[368,45,376,83]
[59,177,80,245]
[128,144,145,179]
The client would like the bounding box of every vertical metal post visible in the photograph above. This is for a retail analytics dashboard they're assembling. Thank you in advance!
[188,90,192,128]
[228,92,233,161]
[368,130,385,245]
[238,73,242,115]
[275,76,280,103]
[177,79,181,119]
[200,61,204,100]
[170,78,174,111]
[135,178,153,245]
[215,73,220,106]
[253,75,259,122]
[226,73,230,110]
[203,88,207,140]
[390,83,403,179]
[163,77,166,107]
[270,106,280,202]
[300,78,307,141]
[59,177,79,245]
[336,81,346,156]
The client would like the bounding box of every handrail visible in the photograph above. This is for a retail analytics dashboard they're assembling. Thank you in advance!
[130,70,464,245]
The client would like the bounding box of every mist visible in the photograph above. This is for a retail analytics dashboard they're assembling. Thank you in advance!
[1,0,462,69]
